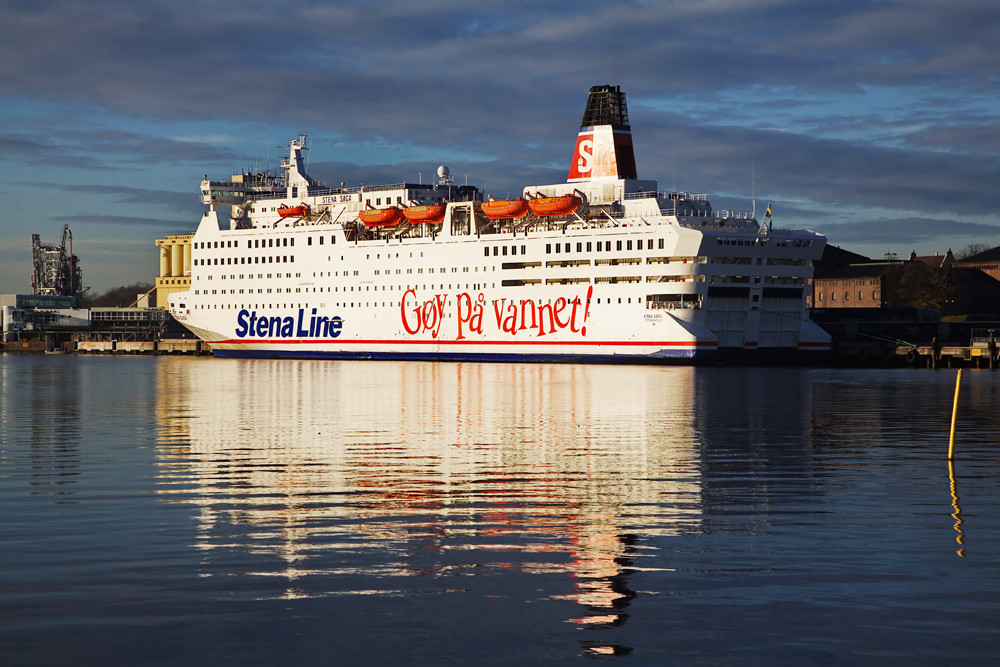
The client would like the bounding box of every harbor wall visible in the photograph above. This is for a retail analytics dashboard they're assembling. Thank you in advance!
[1,339,210,355]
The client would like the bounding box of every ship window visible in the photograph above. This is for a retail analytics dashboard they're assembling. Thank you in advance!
[546,244,551,253]
[521,246,526,254]
[627,241,633,250]
[577,243,582,252]
[319,236,324,245]
[484,248,489,257]
[502,247,507,256]
[565,243,570,253]
[617,241,623,251]
[587,242,592,252]
[308,237,312,245]
[555,244,560,254]
[493,247,499,256]
[659,239,664,249]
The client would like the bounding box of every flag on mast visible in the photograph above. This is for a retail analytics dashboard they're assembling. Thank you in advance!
[764,201,773,230]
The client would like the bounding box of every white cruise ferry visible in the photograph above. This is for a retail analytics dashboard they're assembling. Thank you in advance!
[167,85,831,363]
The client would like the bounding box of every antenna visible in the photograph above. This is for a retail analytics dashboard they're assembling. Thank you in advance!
[752,154,756,219]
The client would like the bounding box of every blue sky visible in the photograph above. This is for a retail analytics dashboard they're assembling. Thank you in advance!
[1,0,998,294]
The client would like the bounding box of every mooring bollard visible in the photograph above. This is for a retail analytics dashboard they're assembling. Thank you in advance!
[948,369,962,460]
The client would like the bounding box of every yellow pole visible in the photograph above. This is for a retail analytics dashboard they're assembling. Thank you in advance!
[948,369,962,459]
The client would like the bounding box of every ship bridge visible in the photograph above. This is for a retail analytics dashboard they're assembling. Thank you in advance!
[201,172,285,206]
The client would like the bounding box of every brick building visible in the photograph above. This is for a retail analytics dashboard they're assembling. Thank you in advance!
[954,247,1000,282]
[809,260,896,309]
[810,245,1000,315]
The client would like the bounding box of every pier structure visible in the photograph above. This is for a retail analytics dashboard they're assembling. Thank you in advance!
[896,330,999,369]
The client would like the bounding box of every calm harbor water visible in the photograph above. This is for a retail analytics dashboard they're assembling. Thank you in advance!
[1,355,998,665]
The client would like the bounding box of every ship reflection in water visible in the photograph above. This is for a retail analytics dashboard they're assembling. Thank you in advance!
[9,355,999,663]
[154,359,816,656]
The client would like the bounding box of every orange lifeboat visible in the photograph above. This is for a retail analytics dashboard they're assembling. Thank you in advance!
[481,198,530,219]
[358,206,404,227]
[528,194,582,217]
[403,202,446,224]
[277,204,308,218]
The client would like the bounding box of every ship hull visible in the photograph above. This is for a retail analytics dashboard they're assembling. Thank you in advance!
[168,207,830,365]
[210,347,705,363]
[207,347,827,365]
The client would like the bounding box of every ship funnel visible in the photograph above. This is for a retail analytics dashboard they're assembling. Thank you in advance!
[567,85,637,181]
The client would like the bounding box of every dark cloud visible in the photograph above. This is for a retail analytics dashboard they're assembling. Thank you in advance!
[904,121,1000,154]
[21,183,197,211]
[822,216,1000,247]
[4,1,994,131]
[0,127,245,173]
[51,213,192,228]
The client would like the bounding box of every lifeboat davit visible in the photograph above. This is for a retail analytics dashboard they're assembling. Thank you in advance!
[481,198,530,219]
[403,202,446,224]
[528,194,582,217]
[277,204,308,218]
[358,206,404,227]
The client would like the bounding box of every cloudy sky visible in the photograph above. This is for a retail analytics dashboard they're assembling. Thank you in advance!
[1,0,997,294]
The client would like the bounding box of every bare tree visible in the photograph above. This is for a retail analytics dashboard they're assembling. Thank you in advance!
[955,243,991,261]
[83,283,154,307]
